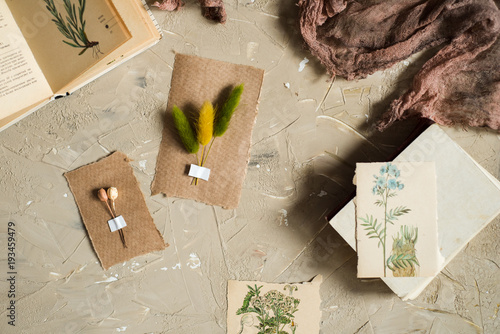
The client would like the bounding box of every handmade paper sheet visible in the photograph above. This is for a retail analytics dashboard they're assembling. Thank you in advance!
[151,54,264,209]
[227,276,322,334]
[330,125,500,299]
[65,151,166,270]
[355,162,439,278]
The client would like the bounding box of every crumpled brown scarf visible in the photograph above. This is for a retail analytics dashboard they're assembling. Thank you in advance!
[299,0,500,130]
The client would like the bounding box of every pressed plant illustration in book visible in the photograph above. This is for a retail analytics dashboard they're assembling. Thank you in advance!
[355,162,440,278]
[6,0,131,94]
[43,0,101,57]
[1,0,160,130]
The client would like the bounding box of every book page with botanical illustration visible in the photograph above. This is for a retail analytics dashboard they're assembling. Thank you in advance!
[7,0,131,93]
[64,0,162,94]
[0,0,52,120]
[355,162,440,278]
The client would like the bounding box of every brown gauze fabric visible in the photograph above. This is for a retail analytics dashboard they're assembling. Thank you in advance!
[65,152,166,270]
[152,0,184,11]
[199,0,227,24]
[153,0,226,23]
[151,54,264,209]
[299,0,500,130]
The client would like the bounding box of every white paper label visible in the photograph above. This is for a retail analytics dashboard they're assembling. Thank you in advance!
[108,215,127,232]
[188,164,211,181]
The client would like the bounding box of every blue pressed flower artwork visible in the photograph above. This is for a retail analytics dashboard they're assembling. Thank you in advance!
[387,178,398,190]
[356,162,440,278]
[380,165,387,175]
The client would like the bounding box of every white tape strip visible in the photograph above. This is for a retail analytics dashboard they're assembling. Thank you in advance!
[188,164,211,181]
[108,215,127,232]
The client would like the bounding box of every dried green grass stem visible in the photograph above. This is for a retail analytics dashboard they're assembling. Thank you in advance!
[172,105,199,154]
[213,84,244,137]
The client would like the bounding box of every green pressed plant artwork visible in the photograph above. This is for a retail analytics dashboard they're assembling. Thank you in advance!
[358,162,419,277]
[236,284,300,334]
[387,225,419,277]
[172,84,244,185]
[227,279,322,333]
[44,0,102,57]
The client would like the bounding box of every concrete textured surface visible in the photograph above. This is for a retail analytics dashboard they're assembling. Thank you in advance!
[1,1,499,333]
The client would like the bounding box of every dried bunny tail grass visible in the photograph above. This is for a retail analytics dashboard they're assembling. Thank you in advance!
[214,84,244,137]
[172,105,199,154]
[197,100,215,146]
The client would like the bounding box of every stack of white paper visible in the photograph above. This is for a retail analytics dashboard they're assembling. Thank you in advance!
[330,124,500,300]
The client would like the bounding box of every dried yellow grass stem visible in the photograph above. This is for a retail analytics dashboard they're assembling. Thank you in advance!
[197,101,215,146]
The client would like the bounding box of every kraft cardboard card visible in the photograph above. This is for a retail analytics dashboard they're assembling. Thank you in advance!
[65,151,166,270]
[355,162,440,278]
[151,54,264,209]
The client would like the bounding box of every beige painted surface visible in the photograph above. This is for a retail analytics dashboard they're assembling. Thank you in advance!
[0,1,499,333]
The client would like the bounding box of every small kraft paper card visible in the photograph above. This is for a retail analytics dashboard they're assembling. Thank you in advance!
[227,276,322,334]
[65,152,166,270]
[151,54,264,209]
[355,162,440,278]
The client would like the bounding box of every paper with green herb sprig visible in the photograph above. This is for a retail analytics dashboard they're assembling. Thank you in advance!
[151,54,264,209]
[227,276,322,334]
[8,0,130,92]
[355,162,440,278]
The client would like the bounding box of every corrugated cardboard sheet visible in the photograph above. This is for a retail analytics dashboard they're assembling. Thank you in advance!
[151,54,264,209]
[65,151,166,270]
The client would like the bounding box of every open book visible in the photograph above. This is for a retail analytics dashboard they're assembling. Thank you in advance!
[0,0,161,131]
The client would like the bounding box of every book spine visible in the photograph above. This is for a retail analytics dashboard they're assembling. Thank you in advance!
[140,0,162,36]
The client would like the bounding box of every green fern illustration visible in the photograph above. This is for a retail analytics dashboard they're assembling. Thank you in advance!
[44,0,101,57]
[386,206,411,224]
[359,214,385,248]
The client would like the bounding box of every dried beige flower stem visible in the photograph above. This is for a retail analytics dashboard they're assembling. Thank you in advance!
[107,187,118,215]
[98,188,115,218]
[98,187,127,248]
[108,187,127,249]
[118,226,127,248]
